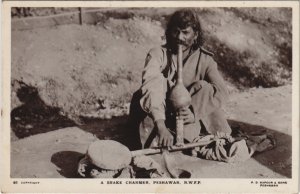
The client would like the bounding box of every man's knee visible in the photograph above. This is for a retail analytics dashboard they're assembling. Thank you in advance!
[203,109,232,135]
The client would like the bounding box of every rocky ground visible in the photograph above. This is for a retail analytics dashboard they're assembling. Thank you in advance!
[10,8,292,178]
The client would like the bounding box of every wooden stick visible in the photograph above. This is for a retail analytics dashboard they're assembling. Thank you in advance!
[79,7,83,25]
[131,140,212,157]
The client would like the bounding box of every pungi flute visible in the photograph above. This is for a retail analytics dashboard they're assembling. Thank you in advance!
[169,45,192,146]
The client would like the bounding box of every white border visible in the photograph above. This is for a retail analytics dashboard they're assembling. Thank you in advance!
[1,1,299,193]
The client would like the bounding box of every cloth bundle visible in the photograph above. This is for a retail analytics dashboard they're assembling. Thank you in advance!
[193,133,251,163]
[78,155,134,178]
[193,131,276,163]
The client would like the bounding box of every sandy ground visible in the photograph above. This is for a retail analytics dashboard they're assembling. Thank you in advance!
[11,85,291,178]
[11,8,291,119]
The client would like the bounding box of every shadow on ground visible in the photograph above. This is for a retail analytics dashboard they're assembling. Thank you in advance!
[79,115,131,145]
[51,151,84,178]
[11,81,75,139]
[76,118,291,178]
[42,117,291,178]
[228,120,291,178]
[10,82,291,178]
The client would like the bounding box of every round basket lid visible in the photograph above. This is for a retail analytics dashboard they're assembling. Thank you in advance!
[87,140,131,170]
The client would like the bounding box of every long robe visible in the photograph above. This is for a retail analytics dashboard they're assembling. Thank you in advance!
[128,46,232,149]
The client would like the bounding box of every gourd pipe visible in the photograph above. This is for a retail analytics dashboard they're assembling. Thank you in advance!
[169,45,192,145]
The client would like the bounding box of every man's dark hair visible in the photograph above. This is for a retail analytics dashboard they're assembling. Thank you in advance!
[165,9,204,52]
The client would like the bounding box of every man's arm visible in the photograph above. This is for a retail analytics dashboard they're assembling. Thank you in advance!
[139,48,174,146]
[140,47,167,121]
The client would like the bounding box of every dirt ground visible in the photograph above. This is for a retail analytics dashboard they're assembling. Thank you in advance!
[10,8,292,178]
[11,84,292,178]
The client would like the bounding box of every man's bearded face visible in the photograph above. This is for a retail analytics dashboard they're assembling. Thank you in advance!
[171,26,198,51]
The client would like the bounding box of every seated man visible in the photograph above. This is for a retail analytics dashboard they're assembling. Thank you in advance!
[128,9,232,150]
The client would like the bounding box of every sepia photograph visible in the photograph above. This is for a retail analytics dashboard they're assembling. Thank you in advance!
[1,1,299,193]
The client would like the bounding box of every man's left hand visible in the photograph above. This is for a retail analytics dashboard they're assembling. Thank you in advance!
[178,107,195,125]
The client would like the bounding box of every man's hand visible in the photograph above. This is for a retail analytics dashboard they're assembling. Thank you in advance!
[178,107,195,125]
[155,120,174,147]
